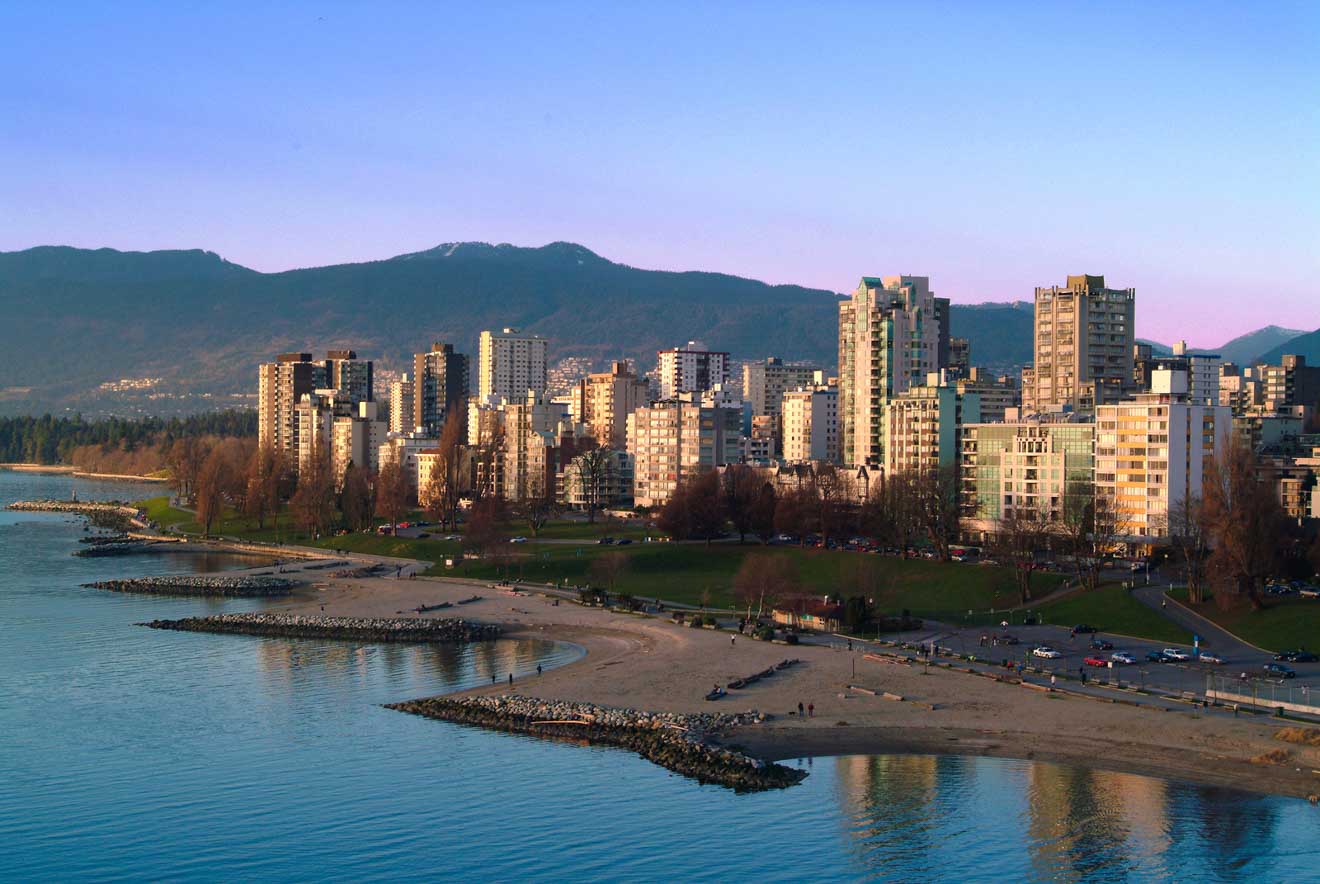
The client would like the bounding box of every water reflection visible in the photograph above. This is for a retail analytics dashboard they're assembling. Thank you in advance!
[832,753,1306,882]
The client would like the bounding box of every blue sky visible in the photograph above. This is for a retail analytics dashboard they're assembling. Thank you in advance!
[1,1,1316,344]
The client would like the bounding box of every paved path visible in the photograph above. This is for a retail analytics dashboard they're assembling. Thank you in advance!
[1132,585,1265,656]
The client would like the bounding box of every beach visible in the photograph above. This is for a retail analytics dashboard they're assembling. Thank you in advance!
[255,572,1320,800]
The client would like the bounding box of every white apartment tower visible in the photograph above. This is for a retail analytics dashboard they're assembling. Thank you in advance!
[478,328,547,402]
[656,341,730,400]
[1094,369,1230,540]
[781,386,839,463]
[838,276,950,467]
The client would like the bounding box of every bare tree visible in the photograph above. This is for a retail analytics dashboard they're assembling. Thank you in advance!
[721,464,763,543]
[658,471,725,542]
[290,449,336,538]
[374,460,411,534]
[571,445,614,524]
[1201,440,1285,611]
[517,472,557,538]
[424,411,467,531]
[340,462,374,532]
[992,503,1053,605]
[589,550,631,594]
[751,481,777,544]
[911,464,961,560]
[168,436,209,503]
[1165,492,1210,604]
[1060,477,1123,593]
[733,553,801,619]
[194,446,230,536]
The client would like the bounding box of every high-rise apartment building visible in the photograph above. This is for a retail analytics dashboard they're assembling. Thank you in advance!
[478,328,547,402]
[1094,369,1230,540]
[656,341,730,400]
[258,353,326,455]
[955,368,1020,423]
[838,276,950,467]
[742,358,823,417]
[781,386,839,463]
[323,350,373,405]
[569,361,649,448]
[331,401,387,484]
[1024,275,1135,415]
[882,381,979,477]
[627,395,741,507]
[413,342,470,436]
[389,373,414,434]
[1261,355,1320,417]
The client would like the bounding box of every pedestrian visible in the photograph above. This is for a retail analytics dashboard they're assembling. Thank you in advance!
[807,703,814,718]
[537,664,543,676]
[491,673,496,684]
[1162,599,1167,609]
[847,639,853,651]
[508,673,513,686]
[798,702,804,716]
[1050,674,1056,687]
[731,635,736,647]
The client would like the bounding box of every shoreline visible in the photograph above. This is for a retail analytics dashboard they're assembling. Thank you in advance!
[232,575,1320,802]
[0,463,170,482]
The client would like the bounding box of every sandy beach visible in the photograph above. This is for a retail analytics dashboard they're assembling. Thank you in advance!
[260,573,1320,800]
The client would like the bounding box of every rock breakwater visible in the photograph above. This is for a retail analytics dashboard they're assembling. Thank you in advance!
[387,694,805,792]
[8,499,143,530]
[88,575,298,597]
[142,613,501,642]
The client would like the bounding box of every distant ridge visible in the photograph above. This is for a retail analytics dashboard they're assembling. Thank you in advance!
[0,241,1305,415]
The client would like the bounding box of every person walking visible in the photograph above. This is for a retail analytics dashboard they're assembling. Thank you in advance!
[807,703,814,718]
[508,672,513,686]
[798,702,805,716]
[731,635,736,647]
[537,664,543,676]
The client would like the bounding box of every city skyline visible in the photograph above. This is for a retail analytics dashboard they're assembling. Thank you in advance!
[2,3,1317,345]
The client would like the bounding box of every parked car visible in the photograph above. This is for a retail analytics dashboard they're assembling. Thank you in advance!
[1072,624,1097,634]
[994,634,1020,646]
[616,538,633,546]
[597,537,615,545]
[1146,651,1169,663]
[1162,647,1192,661]
[1083,656,1108,667]
[1110,652,1138,665]
[509,536,527,544]
[1032,646,1063,659]
[1090,638,1114,651]
[1275,650,1318,663]
[1264,662,1297,679]
[1198,652,1226,665]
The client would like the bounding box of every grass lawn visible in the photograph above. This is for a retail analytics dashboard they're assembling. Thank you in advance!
[455,542,1067,614]
[1169,589,1320,652]
[528,519,651,541]
[136,493,1068,617]
[139,496,194,530]
[1033,585,1192,644]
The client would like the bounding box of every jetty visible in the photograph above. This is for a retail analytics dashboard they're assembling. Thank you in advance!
[387,694,804,792]
[87,575,298,597]
[142,612,501,643]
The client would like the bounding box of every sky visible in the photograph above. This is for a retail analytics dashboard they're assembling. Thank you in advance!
[1,1,1317,345]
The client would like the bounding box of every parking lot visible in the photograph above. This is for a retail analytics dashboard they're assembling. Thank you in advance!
[911,622,1320,698]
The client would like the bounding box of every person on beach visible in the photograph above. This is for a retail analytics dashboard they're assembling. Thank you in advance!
[537,664,542,676]
[508,673,513,686]
[731,635,736,646]
[798,702,804,716]
[807,703,814,718]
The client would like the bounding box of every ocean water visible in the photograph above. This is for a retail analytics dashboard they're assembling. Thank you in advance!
[3,471,1320,882]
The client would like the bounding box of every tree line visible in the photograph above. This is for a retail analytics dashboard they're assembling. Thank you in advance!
[0,410,257,467]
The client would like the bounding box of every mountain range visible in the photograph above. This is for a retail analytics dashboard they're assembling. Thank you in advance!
[0,242,1313,415]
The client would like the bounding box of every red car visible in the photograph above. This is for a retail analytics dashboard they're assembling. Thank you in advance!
[1083,656,1108,667]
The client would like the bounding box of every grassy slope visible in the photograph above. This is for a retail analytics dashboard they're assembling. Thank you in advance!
[1170,589,1320,653]
[1034,586,1192,644]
